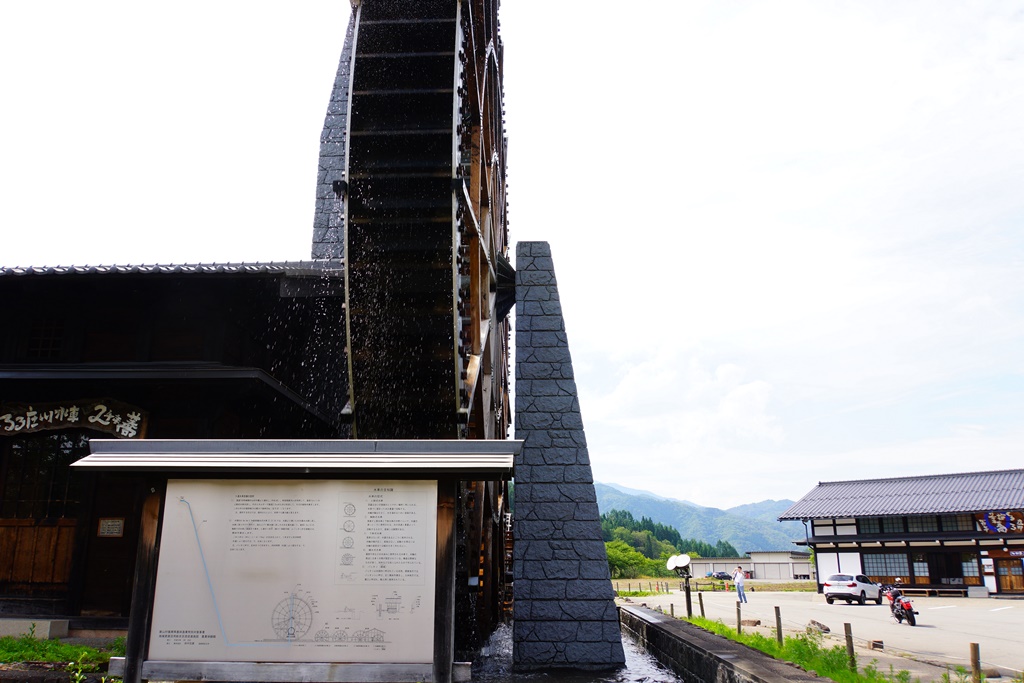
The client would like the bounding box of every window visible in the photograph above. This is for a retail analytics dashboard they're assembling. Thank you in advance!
[907,516,938,533]
[882,517,905,533]
[859,518,881,534]
[26,320,65,359]
[0,432,87,519]
[912,553,929,583]
[941,515,975,532]
[960,552,982,585]
[863,553,909,578]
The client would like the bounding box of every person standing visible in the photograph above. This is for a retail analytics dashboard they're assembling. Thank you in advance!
[733,566,747,603]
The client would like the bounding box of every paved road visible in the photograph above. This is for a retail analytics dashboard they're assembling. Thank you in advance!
[628,589,1024,678]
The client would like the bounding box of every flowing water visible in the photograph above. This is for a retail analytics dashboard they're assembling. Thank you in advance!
[472,624,685,683]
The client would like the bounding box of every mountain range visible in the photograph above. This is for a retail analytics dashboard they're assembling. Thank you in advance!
[595,482,806,553]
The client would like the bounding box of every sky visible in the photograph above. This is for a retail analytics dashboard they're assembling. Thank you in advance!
[3,1,1024,509]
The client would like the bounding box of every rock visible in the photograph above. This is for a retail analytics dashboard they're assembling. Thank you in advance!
[740,619,761,626]
[807,620,830,634]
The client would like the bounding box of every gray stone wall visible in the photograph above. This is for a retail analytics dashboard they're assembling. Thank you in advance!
[513,241,625,671]
[311,13,356,260]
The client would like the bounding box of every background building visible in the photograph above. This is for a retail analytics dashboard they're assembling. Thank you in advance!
[688,551,812,581]
[781,469,1024,595]
[0,263,346,621]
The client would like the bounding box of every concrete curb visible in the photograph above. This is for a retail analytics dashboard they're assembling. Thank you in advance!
[620,605,824,683]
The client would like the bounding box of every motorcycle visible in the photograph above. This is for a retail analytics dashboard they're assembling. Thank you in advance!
[880,584,918,626]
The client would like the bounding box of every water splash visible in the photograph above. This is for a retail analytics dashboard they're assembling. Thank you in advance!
[472,623,685,683]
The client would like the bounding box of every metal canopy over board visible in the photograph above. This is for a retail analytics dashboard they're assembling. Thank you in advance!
[74,439,519,478]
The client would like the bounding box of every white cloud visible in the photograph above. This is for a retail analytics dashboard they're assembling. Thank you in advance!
[3,0,1024,509]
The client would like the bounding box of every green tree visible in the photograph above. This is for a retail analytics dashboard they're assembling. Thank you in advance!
[604,540,672,579]
[600,509,739,558]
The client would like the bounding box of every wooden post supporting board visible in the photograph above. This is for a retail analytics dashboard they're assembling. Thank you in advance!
[124,486,164,683]
[434,479,457,683]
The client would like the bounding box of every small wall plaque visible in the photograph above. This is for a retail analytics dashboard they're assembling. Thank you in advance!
[98,518,125,538]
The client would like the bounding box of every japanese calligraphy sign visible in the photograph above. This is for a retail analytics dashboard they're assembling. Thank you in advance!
[0,399,148,438]
[977,511,1024,534]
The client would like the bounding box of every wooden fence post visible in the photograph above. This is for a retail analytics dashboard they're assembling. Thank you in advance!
[970,643,981,683]
[774,606,783,649]
[844,623,855,671]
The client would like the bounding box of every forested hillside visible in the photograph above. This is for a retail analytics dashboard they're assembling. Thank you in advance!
[599,509,740,578]
[601,509,739,558]
[595,482,804,552]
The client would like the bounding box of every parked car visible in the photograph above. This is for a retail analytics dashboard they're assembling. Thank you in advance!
[823,573,883,604]
[709,571,732,580]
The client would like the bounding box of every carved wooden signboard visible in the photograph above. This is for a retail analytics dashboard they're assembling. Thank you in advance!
[0,399,147,438]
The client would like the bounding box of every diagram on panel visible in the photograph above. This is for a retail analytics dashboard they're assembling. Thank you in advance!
[180,496,321,646]
[270,589,316,641]
[313,604,387,644]
[370,591,422,619]
[335,500,361,583]
[312,626,388,643]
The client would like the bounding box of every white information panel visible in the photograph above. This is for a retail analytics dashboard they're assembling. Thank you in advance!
[149,479,437,663]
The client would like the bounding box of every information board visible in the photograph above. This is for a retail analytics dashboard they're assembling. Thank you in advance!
[149,479,437,663]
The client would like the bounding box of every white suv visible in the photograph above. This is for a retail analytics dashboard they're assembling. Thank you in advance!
[823,573,882,605]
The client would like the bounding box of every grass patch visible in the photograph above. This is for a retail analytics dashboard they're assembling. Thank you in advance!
[685,615,922,683]
[0,626,124,669]
[615,590,660,597]
[613,578,817,593]
[745,580,817,592]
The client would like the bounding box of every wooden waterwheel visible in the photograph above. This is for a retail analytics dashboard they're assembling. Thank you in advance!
[329,0,514,654]
[342,0,513,442]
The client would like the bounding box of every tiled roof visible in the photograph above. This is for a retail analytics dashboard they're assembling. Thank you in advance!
[779,469,1024,520]
[0,261,343,278]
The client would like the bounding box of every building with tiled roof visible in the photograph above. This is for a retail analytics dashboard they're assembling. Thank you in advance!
[781,470,1024,596]
[0,261,348,620]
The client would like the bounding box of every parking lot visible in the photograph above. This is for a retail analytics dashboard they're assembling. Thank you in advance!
[628,588,1024,678]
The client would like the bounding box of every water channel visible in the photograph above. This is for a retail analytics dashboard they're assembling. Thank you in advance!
[472,624,684,683]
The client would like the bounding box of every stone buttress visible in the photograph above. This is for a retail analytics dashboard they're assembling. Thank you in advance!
[512,241,625,670]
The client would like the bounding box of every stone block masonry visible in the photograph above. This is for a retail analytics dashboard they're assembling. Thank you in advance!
[512,241,625,671]
[311,13,356,260]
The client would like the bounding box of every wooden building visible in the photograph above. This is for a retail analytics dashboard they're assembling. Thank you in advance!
[1,0,517,658]
[0,263,347,621]
[780,469,1024,595]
